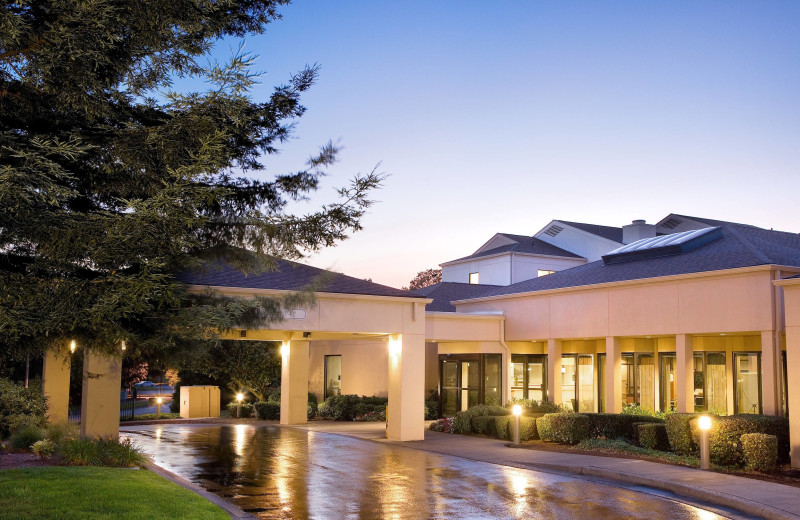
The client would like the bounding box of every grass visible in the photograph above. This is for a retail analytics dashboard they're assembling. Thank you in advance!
[0,466,229,520]
[575,438,701,466]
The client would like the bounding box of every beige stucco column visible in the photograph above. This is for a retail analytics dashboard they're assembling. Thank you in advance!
[42,347,71,425]
[775,278,800,468]
[605,336,622,413]
[547,339,562,405]
[675,334,694,413]
[280,339,310,425]
[80,350,122,439]
[761,330,782,416]
[386,333,425,441]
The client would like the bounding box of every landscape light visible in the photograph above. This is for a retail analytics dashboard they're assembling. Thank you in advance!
[512,405,522,445]
[156,396,163,419]
[698,415,711,431]
[236,392,244,418]
[512,405,522,416]
[698,415,711,470]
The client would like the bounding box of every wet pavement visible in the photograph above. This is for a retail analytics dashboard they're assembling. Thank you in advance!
[123,424,749,520]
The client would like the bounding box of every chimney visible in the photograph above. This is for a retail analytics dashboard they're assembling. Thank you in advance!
[622,219,656,244]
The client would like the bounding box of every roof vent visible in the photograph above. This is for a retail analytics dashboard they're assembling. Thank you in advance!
[662,217,682,230]
[602,227,722,265]
[544,225,564,237]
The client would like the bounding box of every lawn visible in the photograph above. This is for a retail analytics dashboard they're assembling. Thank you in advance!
[0,466,229,520]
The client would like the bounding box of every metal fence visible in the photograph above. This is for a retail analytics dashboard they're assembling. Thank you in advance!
[120,399,135,421]
[68,406,80,424]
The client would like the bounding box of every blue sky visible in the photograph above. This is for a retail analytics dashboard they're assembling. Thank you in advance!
[207,1,800,287]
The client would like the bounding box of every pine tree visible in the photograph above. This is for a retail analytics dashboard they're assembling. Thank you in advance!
[0,1,382,361]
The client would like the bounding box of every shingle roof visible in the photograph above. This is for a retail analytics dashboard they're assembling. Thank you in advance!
[178,260,424,299]
[556,220,624,243]
[445,234,583,264]
[458,221,800,301]
[411,282,501,312]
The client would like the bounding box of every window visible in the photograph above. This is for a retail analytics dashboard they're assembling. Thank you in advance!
[620,353,655,411]
[561,354,594,412]
[597,353,606,412]
[468,272,479,284]
[511,355,547,402]
[734,353,761,414]
[324,355,342,399]
[694,352,726,413]
[660,354,677,412]
[537,269,556,277]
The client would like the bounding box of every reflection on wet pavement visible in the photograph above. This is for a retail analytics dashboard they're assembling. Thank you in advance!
[124,424,733,520]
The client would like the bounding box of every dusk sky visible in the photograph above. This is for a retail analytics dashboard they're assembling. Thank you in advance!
[212,1,799,288]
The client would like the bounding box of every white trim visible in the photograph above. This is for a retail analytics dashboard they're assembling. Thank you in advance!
[186,284,432,304]
[439,250,584,267]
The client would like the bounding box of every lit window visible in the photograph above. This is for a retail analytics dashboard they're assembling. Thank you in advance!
[537,269,555,277]
[469,272,479,284]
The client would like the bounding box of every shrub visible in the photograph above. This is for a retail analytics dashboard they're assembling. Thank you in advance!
[638,423,670,450]
[254,401,281,420]
[471,416,493,435]
[226,402,254,418]
[9,426,44,451]
[31,439,55,459]
[582,413,662,442]
[538,413,590,444]
[267,391,281,404]
[317,395,362,421]
[428,417,454,433]
[60,437,147,467]
[492,416,511,440]
[741,433,778,473]
[6,413,48,435]
[621,403,667,419]
[0,378,48,438]
[690,415,789,467]
[425,400,439,420]
[536,416,551,440]
[518,416,538,441]
[665,413,700,455]
[121,413,181,421]
[354,410,385,422]
[452,405,509,434]
[307,393,318,418]
[45,423,79,445]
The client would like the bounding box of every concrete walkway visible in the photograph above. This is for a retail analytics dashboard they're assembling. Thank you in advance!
[290,422,800,520]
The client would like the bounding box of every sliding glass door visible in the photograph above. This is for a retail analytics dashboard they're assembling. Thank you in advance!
[562,354,594,412]
[439,354,503,416]
[511,355,547,402]
[734,353,761,414]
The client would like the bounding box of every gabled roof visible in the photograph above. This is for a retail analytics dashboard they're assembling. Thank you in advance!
[555,220,624,243]
[457,219,800,302]
[178,259,424,299]
[411,282,501,312]
[442,233,583,265]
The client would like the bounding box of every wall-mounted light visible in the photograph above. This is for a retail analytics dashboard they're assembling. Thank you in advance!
[280,342,290,357]
[561,366,566,374]
[70,340,76,354]
[121,340,127,352]
[388,337,401,357]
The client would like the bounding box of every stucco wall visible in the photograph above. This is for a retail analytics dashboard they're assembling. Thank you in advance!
[308,339,389,402]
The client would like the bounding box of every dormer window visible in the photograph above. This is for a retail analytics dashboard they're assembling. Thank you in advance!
[469,272,479,284]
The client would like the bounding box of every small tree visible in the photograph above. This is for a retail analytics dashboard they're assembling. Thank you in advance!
[405,268,442,290]
[206,341,281,402]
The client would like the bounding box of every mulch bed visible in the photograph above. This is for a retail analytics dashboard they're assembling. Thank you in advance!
[515,439,800,488]
[0,452,61,470]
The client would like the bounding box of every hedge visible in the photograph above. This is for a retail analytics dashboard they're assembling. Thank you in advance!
[665,413,700,455]
[537,413,590,444]
[254,401,280,421]
[740,433,778,473]
[582,413,663,442]
[637,423,670,451]
[226,402,254,418]
[452,405,509,434]
[494,416,513,440]
[690,414,789,467]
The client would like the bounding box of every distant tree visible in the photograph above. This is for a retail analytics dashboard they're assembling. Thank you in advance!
[121,360,149,390]
[405,268,442,291]
[0,1,383,364]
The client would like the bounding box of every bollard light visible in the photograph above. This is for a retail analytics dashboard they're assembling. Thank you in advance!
[512,405,522,445]
[698,415,711,470]
[236,392,244,418]
[156,397,163,419]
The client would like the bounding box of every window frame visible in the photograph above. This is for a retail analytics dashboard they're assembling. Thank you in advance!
[733,352,762,414]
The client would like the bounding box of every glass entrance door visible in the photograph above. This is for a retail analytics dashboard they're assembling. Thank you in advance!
[441,360,460,417]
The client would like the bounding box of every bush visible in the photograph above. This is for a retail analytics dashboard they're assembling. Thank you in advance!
[621,403,667,419]
[254,401,281,420]
[536,416,551,440]
[471,416,492,435]
[307,393,318,418]
[31,439,55,459]
[317,395,363,421]
[0,378,48,438]
[538,413,590,444]
[354,410,385,422]
[9,426,44,451]
[121,413,181,421]
[638,423,670,450]
[581,413,663,442]
[6,413,48,435]
[518,416,538,441]
[492,416,511,440]
[690,415,789,467]
[425,400,439,420]
[428,417,454,433]
[505,398,561,414]
[45,422,79,445]
[267,391,281,404]
[665,413,700,455]
[225,402,254,418]
[452,405,509,434]
[741,433,778,473]
[60,437,147,467]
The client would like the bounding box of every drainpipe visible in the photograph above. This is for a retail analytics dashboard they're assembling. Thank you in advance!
[499,318,511,405]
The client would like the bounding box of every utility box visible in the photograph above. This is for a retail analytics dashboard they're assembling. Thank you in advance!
[180,385,221,419]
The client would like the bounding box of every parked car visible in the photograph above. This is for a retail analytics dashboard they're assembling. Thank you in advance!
[134,381,158,387]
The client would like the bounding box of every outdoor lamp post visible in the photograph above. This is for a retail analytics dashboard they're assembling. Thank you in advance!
[156,397,163,419]
[236,393,244,418]
[698,415,711,470]
[512,405,522,445]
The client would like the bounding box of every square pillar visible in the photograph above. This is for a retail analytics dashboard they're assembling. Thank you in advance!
[761,330,781,416]
[42,347,71,425]
[387,334,425,441]
[80,351,122,439]
[605,337,622,413]
[547,339,562,405]
[280,340,310,425]
[675,334,694,413]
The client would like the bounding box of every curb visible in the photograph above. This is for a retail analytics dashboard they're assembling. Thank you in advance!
[145,463,256,520]
[521,461,798,520]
